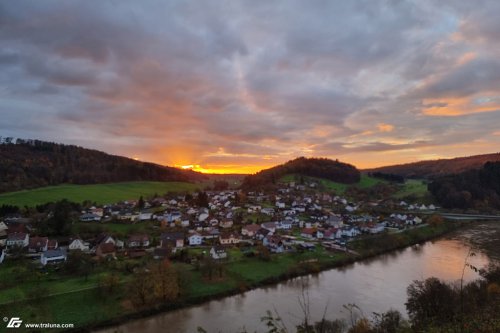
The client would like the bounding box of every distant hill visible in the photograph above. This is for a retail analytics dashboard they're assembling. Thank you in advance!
[366,153,500,179]
[241,157,360,189]
[429,161,500,210]
[0,139,206,193]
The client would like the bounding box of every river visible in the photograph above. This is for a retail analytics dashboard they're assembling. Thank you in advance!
[98,222,499,333]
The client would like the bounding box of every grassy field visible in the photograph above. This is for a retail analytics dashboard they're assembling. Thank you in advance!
[393,179,429,200]
[281,174,384,194]
[0,181,204,207]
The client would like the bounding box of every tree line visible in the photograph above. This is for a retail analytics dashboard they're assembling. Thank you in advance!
[0,140,205,193]
[428,162,500,210]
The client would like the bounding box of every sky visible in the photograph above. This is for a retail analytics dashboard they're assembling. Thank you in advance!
[1,0,500,174]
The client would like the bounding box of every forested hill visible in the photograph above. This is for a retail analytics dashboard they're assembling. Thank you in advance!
[366,153,500,178]
[0,140,206,193]
[241,157,360,189]
[428,161,500,210]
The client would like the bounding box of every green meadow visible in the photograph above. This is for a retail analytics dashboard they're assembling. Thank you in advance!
[0,181,203,207]
[393,179,430,200]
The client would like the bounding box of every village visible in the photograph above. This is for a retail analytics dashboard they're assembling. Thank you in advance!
[0,179,438,267]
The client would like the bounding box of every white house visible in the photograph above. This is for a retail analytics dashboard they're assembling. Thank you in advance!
[139,212,153,221]
[210,246,227,260]
[342,226,360,237]
[41,249,67,266]
[188,233,203,246]
[68,239,90,252]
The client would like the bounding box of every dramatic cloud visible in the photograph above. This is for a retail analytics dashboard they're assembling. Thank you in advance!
[1,0,500,172]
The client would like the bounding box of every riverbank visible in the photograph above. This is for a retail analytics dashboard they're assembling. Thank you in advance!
[74,221,463,333]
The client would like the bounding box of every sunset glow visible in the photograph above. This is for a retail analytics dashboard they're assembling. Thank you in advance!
[2,1,500,173]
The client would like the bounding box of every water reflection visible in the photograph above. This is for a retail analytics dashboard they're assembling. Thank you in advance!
[97,225,496,333]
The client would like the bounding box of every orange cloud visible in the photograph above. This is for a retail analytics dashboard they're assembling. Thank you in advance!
[377,123,394,132]
[423,95,500,116]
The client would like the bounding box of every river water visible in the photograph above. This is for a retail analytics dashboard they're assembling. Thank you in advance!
[98,223,498,333]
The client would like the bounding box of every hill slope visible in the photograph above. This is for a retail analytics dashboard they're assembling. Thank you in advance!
[428,161,500,209]
[242,157,360,189]
[0,140,205,193]
[0,182,202,207]
[366,153,500,178]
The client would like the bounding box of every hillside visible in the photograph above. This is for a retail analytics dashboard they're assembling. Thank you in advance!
[0,140,205,193]
[428,161,500,210]
[241,157,360,189]
[0,182,202,207]
[366,153,500,178]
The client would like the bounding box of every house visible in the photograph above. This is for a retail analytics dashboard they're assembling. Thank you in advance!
[6,232,29,248]
[96,242,116,258]
[41,249,67,266]
[326,216,343,228]
[261,222,277,233]
[368,223,385,234]
[210,245,227,260]
[79,213,101,222]
[300,228,316,239]
[139,212,153,221]
[68,238,90,252]
[0,222,7,246]
[160,232,185,248]
[241,224,261,237]
[28,236,48,253]
[219,232,240,245]
[188,232,203,246]
[324,228,342,240]
[342,226,360,238]
[261,208,275,216]
[127,234,150,248]
[316,229,324,239]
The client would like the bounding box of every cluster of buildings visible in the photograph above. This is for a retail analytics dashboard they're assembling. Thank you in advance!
[1,182,430,265]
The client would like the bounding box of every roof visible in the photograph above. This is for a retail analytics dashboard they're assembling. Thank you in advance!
[7,232,27,241]
[243,224,261,232]
[29,236,48,247]
[128,234,149,242]
[98,242,115,254]
[220,232,239,239]
[43,249,66,258]
[160,232,184,241]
